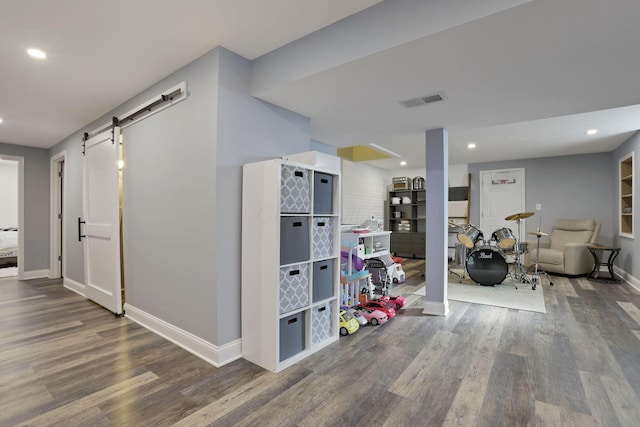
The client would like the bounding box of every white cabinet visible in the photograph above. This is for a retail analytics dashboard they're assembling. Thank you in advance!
[340,231,392,304]
[242,155,340,373]
[341,231,392,260]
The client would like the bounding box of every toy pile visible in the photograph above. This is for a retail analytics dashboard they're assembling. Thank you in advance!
[338,246,405,336]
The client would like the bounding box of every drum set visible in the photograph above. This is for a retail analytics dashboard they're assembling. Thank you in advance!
[450,211,546,290]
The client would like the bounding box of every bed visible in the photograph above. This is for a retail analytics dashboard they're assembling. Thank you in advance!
[0,228,18,268]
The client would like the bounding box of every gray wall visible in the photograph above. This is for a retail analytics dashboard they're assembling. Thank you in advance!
[613,131,639,278]
[121,48,220,342]
[0,143,50,272]
[49,46,311,347]
[214,48,311,343]
[468,151,616,244]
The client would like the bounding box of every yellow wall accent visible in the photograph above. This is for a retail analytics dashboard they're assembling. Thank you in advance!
[337,145,391,161]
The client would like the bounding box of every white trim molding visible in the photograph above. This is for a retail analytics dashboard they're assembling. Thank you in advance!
[614,266,640,292]
[20,269,50,280]
[63,277,86,297]
[124,303,242,368]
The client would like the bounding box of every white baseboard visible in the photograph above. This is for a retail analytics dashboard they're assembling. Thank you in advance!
[423,300,450,316]
[63,277,86,297]
[124,303,242,368]
[19,269,49,280]
[614,266,640,292]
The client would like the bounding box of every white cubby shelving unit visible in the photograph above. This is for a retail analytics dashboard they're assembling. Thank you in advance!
[242,152,341,373]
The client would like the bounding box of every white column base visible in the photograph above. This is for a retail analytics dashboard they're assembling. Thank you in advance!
[423,300,450,316]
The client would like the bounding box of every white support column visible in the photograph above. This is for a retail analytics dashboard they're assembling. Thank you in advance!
[423,128,450,316]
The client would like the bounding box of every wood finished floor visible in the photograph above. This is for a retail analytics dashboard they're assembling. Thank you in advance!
[2,261,640,426]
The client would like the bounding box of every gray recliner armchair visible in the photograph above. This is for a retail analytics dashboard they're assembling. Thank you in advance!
[524,218,601,276]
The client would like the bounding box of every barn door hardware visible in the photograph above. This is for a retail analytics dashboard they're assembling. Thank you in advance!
[78,217,86,242]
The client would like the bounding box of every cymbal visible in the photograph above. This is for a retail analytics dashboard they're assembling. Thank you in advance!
[505,211,535,221]
[527,230,549,237]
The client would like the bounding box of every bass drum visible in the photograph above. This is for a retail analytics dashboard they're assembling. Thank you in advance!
[466,246,508,286]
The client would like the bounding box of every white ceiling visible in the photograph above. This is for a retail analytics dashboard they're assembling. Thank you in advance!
[1,0,640,169]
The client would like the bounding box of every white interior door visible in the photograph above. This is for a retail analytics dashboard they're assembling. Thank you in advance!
[82,127,122,315]
[480,168,526,242]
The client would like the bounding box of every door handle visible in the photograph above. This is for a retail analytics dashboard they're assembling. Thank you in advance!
[78,217,86,242]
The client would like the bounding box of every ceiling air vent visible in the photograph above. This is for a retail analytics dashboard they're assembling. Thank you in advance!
[399,92,446,109]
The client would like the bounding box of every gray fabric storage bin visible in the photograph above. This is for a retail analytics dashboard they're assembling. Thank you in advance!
[312,260,334,302]
[280,165,310,214]
[313,172,333,214]
[279,312,305,362]
[280,217,309,265]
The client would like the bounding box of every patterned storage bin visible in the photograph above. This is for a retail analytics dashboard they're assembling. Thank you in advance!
[279,263,309,314]
[311,302,333,345]
[280,165,310,214]
[312,217,333,259]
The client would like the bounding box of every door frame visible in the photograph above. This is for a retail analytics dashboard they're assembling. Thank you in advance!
[49,151,67,279]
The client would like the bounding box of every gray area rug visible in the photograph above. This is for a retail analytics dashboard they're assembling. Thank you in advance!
[413,270,546,313]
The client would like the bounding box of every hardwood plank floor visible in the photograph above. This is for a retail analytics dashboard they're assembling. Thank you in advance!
[1,261,640,426]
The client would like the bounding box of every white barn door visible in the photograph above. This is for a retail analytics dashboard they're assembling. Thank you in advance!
[82,127,123,315]
[479,168,526,243]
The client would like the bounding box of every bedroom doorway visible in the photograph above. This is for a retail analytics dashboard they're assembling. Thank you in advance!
[0,156,20,279]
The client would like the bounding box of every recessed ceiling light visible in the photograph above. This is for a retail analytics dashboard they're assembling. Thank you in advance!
[467,143,476,149]
[0,117,3,124]
[586,129,598,135]
[27,48,47,60]
[400,161,407,166]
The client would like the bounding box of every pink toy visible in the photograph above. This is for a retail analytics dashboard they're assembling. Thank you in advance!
[358,300,396,319]
[360,309,388,326]
[372,295,405,310]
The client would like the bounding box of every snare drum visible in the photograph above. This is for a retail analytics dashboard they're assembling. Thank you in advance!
[491,227,516,250]
[466,246,508,286]
[457,225,483,249]
[509,241,528,254]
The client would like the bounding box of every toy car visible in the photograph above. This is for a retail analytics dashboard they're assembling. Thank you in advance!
[345,307,368,326]
[372,295,405,310]
[360,309,388,326]
[358,300,396,319]
[339,309,360,336]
